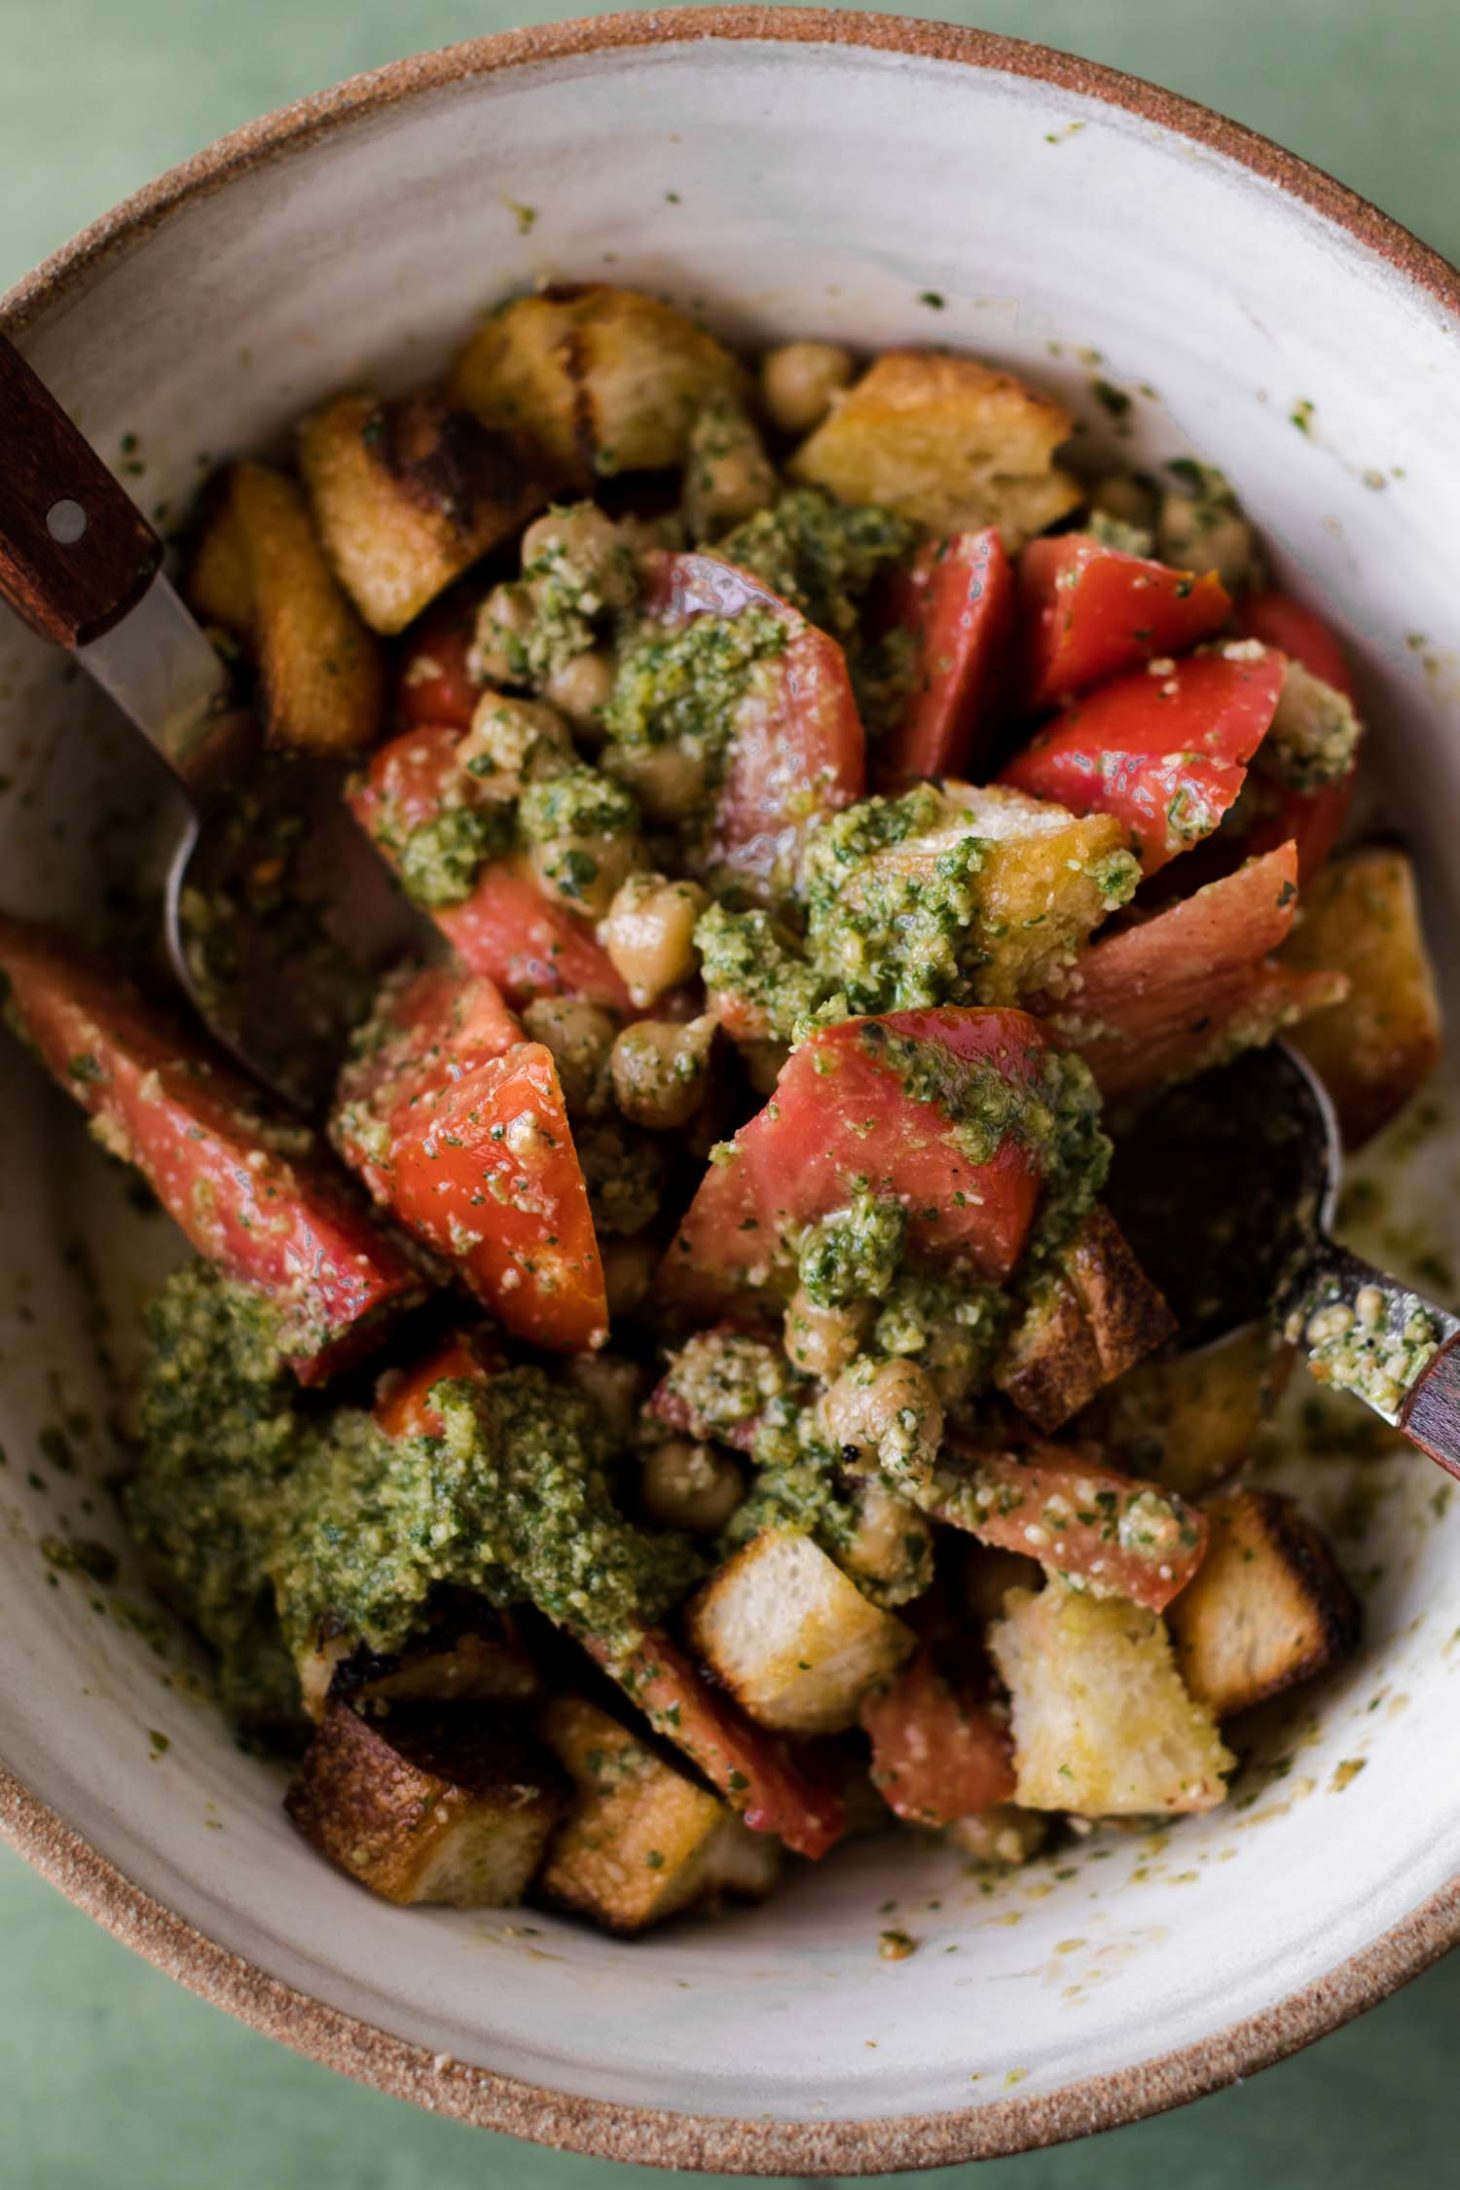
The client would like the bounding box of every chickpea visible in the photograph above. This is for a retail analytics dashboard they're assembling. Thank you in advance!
[946,1804,1046,1869]
[521,503,638,613]
[610,1012,717,1131]
[759,340,855,436]
[459,692,573,784]
[600,871,709,1007]
[782,1285,872,1381]
[1091,470,1158,530]
[601,1234,658,1319]
[840,1479,934,1605]
[529,829,645,920]
[818,1356,945,1492]
[1156,488,1255,591]
[683,402,777,541]
[543,647,617,735]
[520,996,616,1116]
[566,1351,644,1443]
[601,739,708,823]
[641,1438,746,1535]
[468,580,536,684]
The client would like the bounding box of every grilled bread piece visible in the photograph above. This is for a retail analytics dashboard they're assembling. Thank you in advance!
[1093,1327,1290,1500]
[995,1207,1176,1432]
[789,350,1081,550]
[1166,1489,1360,1719]
[688,1528,915,1735]
[539,1696,778,1933]
[285,1699,564,1906]
[989,1581,1234,1815]
[185,460,384,754]
[298,389,545,633]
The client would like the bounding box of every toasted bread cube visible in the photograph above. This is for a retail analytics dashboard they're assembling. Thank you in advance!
[186,461,385,755]
[989,1582,1235,1815]
[1094,1326,1290,1499]
[539,1697,778,1933]
[298,1602,543,1723]
[945,1804,1048,1868]
[688,1528,915,1734]
[1281,845,1442,1147]
[298,390,545,634]
[789,350,1081,550]
[1166,1490,1359,1720]
[285,1700,564,1905]
[449,285,745,486]
[995,1207,1175,1431]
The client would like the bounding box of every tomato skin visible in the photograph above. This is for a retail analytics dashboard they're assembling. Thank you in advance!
[642,552,866,899]
[373,1330,499,1440]
[1236,588,1355,698]
[926,1437,1208,1613]
[1245,771,1358,883]
[333,963,608,1353]
[667,1006,1053,1314]
[875,529,1015,788]
[1048,842,1346,1097]
[1000,645,1286,874]
[582,1625,846,1859]
[1234,590,1359,882]
[1019,536,1231,709]
[395,611,481,731]
[0,917,421,1383]
[348,725,632,1013]
[860,1645,1016,1825]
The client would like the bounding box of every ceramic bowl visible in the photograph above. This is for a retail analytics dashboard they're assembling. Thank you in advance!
[3,11,1460,2171]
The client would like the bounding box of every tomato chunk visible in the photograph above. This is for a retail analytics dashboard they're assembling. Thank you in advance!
[1236,588,1355,698]
[875,529,1015,788]
[642,552,865,900]
[860,1645,1015,1825]
[373,1329,500,1441]
[1000,645,1286,874]
[582,1625,845,1859]
[1235,590,1358,882]
[0,917,421,1382]
[333,963,607,1352]
[668,1007,1056,1314]
[1044,843,1346,1096]
[1019,536,1231,709]
[925,1437,1208,1613]
[348,725,632,1013]
[395,607,482,731]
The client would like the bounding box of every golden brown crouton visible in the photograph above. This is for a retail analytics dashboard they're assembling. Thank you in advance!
[989,1582,1235,1815]
[297,1604,543,1724]
[1281,845,1443,1147]
[297,390,546,634]
[285,1700,564,1906]
[789,350,1081,549]
[995,1207,1176,1432]
[186,461,385,755]
[449,285,746,487]
[687,1528,915,1735]
[538,1697,778,1933]
[1093,1327,1292,1500]
[1166,1489,1359,1720]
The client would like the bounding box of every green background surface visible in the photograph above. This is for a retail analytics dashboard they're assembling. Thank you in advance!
[1,1,1457,2183]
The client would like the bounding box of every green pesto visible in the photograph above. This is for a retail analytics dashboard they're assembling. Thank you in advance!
[1255,661,1362,791]
[602,603,789,800]
[396,799,514,909]
[516,763,640,846]
[801,787,989,1015]
[1302,1292,1441,1417]
[517,515,638,679]
[718,489,913,651]
[870,1265,1012,1386]
[798,1189,908,1308]
[694,902,826,1033]
[575,1118,665,1236]
[657,1328,801,1440]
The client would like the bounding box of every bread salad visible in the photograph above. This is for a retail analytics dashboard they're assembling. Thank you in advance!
[2,286,1443,1934]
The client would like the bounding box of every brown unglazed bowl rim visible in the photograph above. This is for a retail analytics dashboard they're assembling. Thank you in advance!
[3,9,1460,2171]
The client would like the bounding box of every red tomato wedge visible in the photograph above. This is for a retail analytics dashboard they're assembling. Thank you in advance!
[1000,645,1286,874]
[641,552,865,899]
[925,1437,1208,1613]
[1232,588,1361,883]
[372,1329,500,1441]
[1018,536,1231,710]
[348,725,632,1013]
[582,1625,845,1859]
[860,1645,1016,1825]
[667,1007,1056,1314]
[1236,588,1355,698]
[0,917,421,1383]
[332,962,608,1352]
[1044,843,1346,1097]
[396,606,482,731]
[875,529,1015,788]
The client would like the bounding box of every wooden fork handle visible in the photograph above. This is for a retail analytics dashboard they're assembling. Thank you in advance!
[0,332,162,647]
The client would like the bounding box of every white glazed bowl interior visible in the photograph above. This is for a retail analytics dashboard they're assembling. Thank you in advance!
[4,18,1460,2163]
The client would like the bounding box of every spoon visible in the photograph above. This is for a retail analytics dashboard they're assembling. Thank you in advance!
[0,332,426,1110]
[1104,1042,1460,1478]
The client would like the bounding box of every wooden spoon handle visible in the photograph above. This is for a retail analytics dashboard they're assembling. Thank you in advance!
[0,332,162,646]
[1399,1336,1460,1480]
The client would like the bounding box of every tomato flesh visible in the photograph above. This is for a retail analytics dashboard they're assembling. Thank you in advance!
[373,1330,499,1441]
[1000,645,1286,874]
[667,1006,1054,1313]
[333,963,607,1352]
[1236,588,1355,698]
[395,610,482,731]
[0,917,420,1382]
[1019,535,1230,709]
[875,529,1015,788]
[860,1645,1016,1825]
